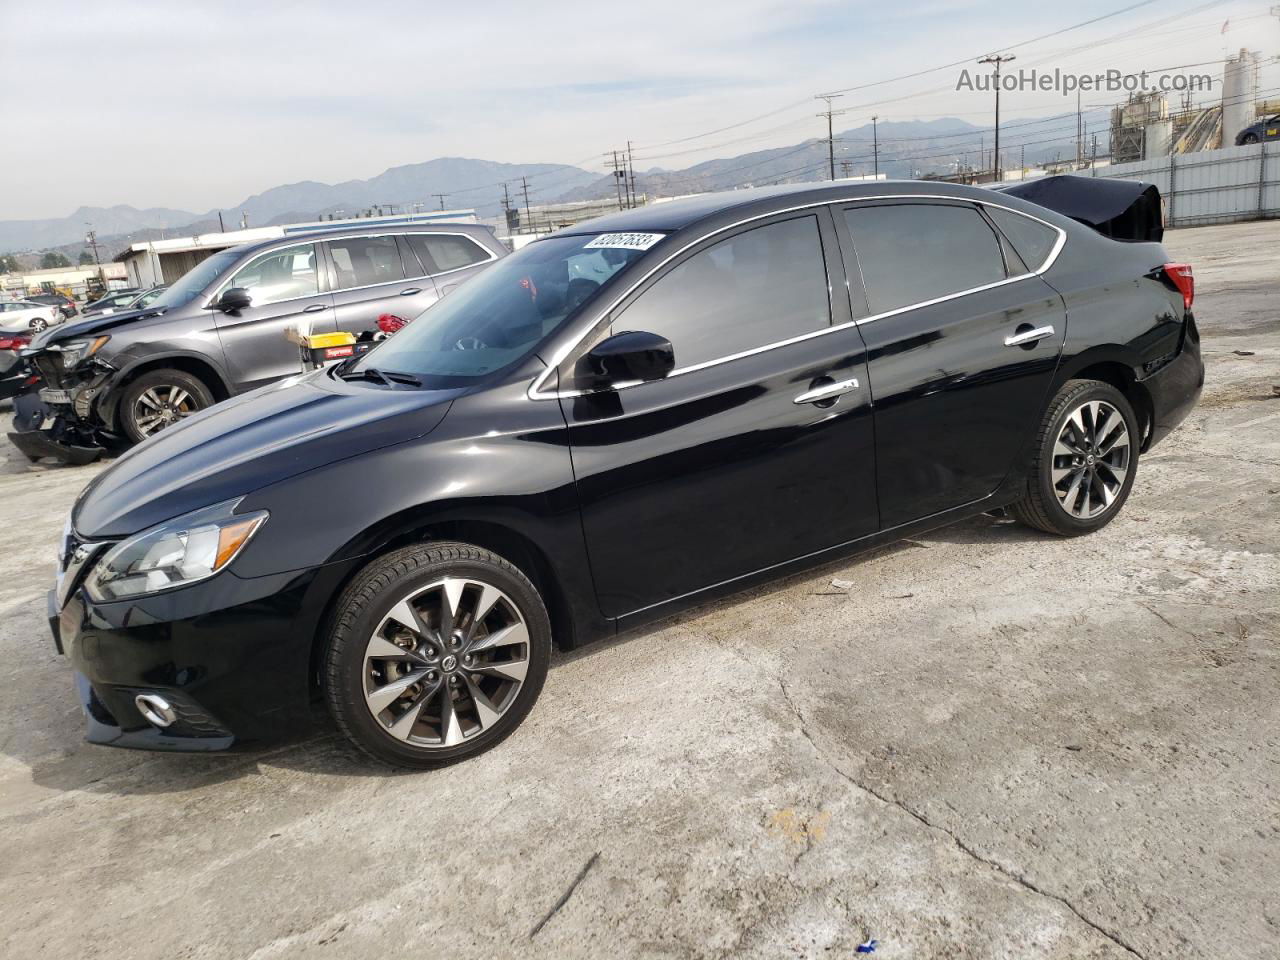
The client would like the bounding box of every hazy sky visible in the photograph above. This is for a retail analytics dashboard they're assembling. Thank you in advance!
[1,0,1275,220]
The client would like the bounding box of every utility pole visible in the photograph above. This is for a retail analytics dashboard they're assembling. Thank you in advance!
[839,160,853,179]
[626,140,638,207]
[519,176,533,234]
[217,211,226,232]
[609,151,625,209]
[978,53,1015,182]
[815,93,847,181]
[871,115,880,178]
[84,227,100,264]
[1076,88,1084,166]
[432,193,447,211]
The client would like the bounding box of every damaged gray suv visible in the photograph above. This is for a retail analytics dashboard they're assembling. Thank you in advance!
[10,223,505,462]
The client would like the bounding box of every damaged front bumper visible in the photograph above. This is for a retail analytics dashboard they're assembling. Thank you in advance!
[7,356,115,464]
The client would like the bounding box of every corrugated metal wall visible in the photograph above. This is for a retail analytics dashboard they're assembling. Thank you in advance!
[1089,143,1277,227]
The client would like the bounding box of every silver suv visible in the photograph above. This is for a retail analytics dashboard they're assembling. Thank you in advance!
[13,224,505,458]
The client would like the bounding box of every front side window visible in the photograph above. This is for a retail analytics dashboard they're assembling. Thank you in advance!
[611,216,831,370]
[405,234,490,275]
[328,235,404,289]
[351,233,647,385]
[844,203,1006,315]
[225,243,319,307]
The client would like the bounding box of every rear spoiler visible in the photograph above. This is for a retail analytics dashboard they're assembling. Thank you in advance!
[991,175,1163,242]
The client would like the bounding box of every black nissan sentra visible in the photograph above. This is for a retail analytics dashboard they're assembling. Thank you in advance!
[50,178,1203,767]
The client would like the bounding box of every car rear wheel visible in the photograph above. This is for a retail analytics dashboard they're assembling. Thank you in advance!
[1010,379,1139,536]
[119,369,214,443]
[323,542,551,768]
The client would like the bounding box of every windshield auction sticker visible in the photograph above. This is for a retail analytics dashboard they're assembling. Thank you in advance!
[583,233,665,251]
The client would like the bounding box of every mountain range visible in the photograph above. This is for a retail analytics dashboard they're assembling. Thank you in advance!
[3,113,1099,258]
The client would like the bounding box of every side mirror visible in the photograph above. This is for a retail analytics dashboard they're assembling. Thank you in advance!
[214,287,252,312]
[576,330,674,391]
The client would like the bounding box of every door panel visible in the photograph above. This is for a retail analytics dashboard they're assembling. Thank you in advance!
[324,235,438,339]
[212,241,334,391]
[561,210,877,619]
[563,333,876,617]
[857,280,1065,527]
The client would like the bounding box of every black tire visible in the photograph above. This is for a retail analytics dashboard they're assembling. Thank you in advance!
[29,317,48,332]
[1241,133,1259,145]
[1010,379,1139,537]
[323,542,551,769]
[118,368,214,443]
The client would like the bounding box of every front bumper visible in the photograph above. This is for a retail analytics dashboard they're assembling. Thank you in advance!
[49,557,359,751]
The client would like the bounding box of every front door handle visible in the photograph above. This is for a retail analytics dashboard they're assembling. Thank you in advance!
[399,287,422,296]
[1004,324,1055,347]
[302,303,328,313]
[794,376,860,405]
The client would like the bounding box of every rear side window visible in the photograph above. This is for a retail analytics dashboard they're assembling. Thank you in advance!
[985,207,1059,272]
[405,234,491,275]
[328,236,405,289]
[844,203,1006,314]
[614,216,830,370]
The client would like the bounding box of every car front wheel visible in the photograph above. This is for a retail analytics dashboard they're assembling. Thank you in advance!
[323,542,551,768]
[119,369,214,442]
[1011,379,1139,536]
[29,317,48,332]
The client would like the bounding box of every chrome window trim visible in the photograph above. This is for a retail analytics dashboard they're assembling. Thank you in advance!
[205,230,496,306]
[526,193,1066,401]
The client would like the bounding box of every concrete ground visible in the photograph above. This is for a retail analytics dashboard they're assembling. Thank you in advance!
[1,220,1276,960]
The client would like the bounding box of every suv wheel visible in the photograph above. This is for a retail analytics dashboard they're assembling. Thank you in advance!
[324,542,551,768]
[119,369,214,443]
[1011,379,1139,536]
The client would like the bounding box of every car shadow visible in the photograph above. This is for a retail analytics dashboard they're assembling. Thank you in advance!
[11,511,1052,797]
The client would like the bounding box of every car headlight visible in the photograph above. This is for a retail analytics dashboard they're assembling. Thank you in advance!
[85,500,267,602]
[50,335,110,368]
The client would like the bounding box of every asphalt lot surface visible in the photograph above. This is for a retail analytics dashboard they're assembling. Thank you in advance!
[1,220,1277,959]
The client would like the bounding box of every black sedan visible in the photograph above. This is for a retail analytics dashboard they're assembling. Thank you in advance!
[25,293,77,319]
[49,178,1202,767]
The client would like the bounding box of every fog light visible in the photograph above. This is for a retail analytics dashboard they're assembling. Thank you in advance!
[134,693,177,728]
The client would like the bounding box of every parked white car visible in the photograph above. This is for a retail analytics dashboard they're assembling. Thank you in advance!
[0,300,60,333]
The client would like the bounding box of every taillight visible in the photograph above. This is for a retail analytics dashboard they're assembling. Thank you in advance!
[0,335,30,351]
[1163,263,1194,310]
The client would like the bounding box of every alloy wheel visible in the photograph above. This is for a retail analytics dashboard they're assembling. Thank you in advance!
[132,384,197,436]
[1052,399,1131,519]
[362,577,530,747]
[30,317,48,331]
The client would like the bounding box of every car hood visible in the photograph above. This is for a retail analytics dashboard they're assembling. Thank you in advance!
[74,369,460,539]
[32,306,168,348]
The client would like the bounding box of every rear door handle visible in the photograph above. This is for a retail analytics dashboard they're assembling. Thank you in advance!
[399,287,422,296]
[302,303,328,313]
[794,376,860,405]
[1004,324,1055,347]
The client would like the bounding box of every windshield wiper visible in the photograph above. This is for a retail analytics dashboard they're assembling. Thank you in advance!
[336,366,422,388]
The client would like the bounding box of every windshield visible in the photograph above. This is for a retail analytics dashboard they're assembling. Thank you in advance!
[352,232,657,383]
[148,248,242,310]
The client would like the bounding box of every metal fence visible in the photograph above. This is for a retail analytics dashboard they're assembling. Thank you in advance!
[1087,142,1278,228]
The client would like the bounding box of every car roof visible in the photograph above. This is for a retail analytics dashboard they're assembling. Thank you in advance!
[554,179,1017,236]
[230,221,494,257]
